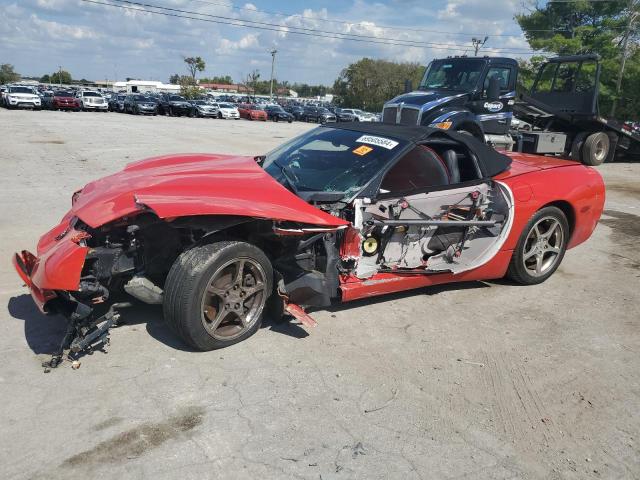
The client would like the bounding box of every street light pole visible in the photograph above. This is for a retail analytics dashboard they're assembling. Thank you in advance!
[58,66,62,87]
[269,49,277,99]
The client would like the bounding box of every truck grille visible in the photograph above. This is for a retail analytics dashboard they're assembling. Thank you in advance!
[399,108,419,125]
[382,107,396,123]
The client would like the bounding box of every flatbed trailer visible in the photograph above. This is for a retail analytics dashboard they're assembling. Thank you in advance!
[512,54,640,165]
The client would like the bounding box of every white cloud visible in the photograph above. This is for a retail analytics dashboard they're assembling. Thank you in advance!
[0,0,533,84]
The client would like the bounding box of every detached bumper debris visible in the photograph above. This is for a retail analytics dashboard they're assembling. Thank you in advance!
[42,302,132,373]
[284,303,318,329]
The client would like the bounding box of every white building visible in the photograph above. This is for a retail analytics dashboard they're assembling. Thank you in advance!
[112,80,180,94]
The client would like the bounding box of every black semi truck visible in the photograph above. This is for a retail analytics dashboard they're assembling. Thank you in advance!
[382,54,640,165]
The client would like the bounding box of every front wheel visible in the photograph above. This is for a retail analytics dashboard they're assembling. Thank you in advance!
[163,241,273,351]
[506,206,569,285]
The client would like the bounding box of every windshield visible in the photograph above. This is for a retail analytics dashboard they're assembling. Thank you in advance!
[218,103,234,108]
[83,91,101,97]
[9,87,34,94]
[419,59,484,91]
[54,91,73,97]
[263,127,406,198]
[193,100,207,105]
[133,95,148,101]
[169,95,186,101]
[250,105,263,110]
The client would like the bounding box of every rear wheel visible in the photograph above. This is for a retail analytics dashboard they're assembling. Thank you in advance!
[581,132,609,166]
[506,206,568,285]
[164,241,273,351]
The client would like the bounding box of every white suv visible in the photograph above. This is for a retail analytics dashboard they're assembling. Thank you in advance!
[77,91,108,111]
[3,85,41,110]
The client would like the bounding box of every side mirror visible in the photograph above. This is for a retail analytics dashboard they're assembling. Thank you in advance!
[486,76,500,101]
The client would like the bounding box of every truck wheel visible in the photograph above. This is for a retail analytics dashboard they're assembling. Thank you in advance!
[163,241,273,351]
[582,132,609,166]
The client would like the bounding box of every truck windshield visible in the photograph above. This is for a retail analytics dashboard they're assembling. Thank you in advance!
[419,59,485,91]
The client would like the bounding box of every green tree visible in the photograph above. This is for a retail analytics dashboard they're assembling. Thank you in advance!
[245,70,261,96]
[199,75,234,85]
[178,75,201,99]
[0,64,21,84]
[332,58,425,111]
[40,74,51,83]
[184,56,206,81]
[169,73,180,84]
[516,0,640,119]
[50,70,73,85]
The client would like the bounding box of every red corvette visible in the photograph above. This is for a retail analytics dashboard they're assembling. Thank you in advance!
[14,124,604,367]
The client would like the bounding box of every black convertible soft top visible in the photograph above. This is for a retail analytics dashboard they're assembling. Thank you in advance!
[325,123,512,178]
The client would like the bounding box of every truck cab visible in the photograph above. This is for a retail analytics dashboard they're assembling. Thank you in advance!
[383,56,518,148]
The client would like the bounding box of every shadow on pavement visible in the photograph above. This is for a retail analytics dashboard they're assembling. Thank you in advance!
[7,294,310,358]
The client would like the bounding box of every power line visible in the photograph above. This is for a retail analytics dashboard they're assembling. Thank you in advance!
[180,0,627,35]
[81,0,539,54]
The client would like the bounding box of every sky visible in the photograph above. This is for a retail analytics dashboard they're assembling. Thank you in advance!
[0,0,536,85]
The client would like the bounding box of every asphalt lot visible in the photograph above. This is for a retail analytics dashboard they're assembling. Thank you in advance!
[1,108,639,480]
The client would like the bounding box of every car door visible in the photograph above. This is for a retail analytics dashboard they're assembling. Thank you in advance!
[352,143,512,278]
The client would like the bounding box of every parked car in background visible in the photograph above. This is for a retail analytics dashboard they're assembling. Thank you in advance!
[158,94,193,117]
[50,91,80,111]
[333,108,355,122]
[3,85,41,110]
[124,94,158,115]
[303,106,337,124]
[264,105,294,122]
[285,105,305,120]
[109,94,126,112]
[212,102,240,119]
[76,91,108,112]
[340,109,377,122]
[190,100,219,118]
[238,104,268,121]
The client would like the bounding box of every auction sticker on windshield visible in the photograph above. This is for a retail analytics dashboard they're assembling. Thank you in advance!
[352,145,373,156]
[355,135,399,150]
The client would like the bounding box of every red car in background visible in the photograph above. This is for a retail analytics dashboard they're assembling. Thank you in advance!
[238,103,267,121]
[13,124,604,368]
[51,91,81,111]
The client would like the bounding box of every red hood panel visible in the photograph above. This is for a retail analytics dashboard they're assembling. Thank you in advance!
[71,153,348,228]
[495,152,578,180]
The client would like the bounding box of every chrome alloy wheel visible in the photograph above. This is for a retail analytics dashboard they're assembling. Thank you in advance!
[200,257,267,340]
[522,216,565,277]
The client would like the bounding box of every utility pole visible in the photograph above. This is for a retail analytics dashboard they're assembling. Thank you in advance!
[269,49,277,99]
[471,36,488,56]
[611,4,638,117]
[58,66,62,87]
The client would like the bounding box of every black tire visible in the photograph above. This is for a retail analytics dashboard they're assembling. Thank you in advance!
[218,112,223,119]
[163,241,273,351]
[506,206,569,285]
[581,132,609,166]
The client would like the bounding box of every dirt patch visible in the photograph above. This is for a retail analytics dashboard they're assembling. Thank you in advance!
[61,406,204,467]
[92,417,124,432]
[28,140,65,144]
[600,210,640,239]
[606,182,640,199]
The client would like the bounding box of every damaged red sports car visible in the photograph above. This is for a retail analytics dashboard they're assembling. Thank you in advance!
[14,124,604,366]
